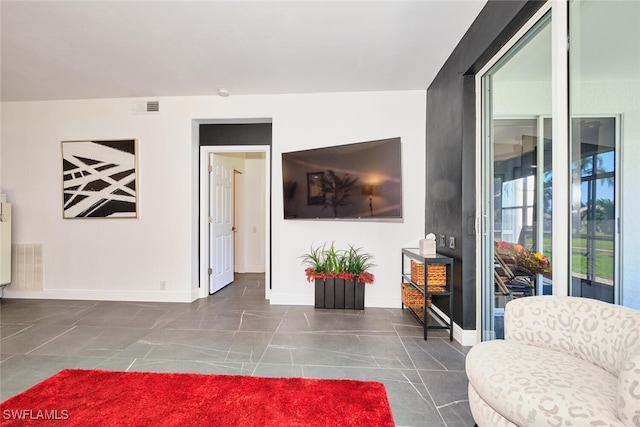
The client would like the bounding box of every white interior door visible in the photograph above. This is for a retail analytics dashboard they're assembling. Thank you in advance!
[209,153,234,293]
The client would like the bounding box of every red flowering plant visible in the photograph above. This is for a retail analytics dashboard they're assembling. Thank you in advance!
[494,240,551,275]
[301,242,375,284]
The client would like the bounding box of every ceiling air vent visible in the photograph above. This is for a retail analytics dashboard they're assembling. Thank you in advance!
[132,100,160,114]
[146,101,160,112]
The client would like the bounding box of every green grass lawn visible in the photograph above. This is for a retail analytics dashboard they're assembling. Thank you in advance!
[571,237,614,251]
[571,236,614,280]
[572,249,614,280]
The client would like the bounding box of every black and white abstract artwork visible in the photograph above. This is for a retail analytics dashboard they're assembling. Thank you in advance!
[62,139,138,218]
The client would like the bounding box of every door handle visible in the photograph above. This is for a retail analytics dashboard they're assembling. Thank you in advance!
[232,226,237,232]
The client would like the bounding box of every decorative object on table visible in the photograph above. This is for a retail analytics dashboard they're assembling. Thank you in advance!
[0,369,395,427]
[419,233,437,256]
[301,241,375,309]
[62,139,138,219]
[494,240,551,275]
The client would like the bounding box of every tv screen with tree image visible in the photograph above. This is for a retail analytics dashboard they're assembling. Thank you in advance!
[282,137,402,220]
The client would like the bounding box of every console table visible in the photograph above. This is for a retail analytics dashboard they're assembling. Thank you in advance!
[401,248,453,341]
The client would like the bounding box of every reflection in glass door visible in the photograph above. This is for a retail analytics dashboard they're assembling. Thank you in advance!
[571,117,619,303]
[480,12,552,340]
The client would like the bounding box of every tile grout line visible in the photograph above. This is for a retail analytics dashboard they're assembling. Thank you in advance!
[25,326,77,355]
[396,325,451,427]
[250,306,289,376]
[0,324,36,341]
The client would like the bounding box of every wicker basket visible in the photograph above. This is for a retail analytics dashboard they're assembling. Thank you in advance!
[401,282,431,308]
[410,260,447,292]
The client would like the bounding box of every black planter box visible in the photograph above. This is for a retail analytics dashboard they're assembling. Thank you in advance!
[315,278,365,310]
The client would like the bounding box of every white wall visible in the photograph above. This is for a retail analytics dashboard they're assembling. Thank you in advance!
[232,153,266,273]
[0,90,426,307]
[243,154,266,272]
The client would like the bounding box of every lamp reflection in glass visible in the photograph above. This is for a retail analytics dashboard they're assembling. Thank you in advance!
[361,184,380,216]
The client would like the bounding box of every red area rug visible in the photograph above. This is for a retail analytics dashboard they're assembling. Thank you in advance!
[1,369,395,426]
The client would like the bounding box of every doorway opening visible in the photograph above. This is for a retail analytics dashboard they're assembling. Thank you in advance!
[198,143,271,300]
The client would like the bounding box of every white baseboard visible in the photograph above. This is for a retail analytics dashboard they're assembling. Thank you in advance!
[456,327,478,346]
[233,266,265,274]
[244,265,265,273]
[429,303,477,346]
[2,288,195,303]
[268,293,314,306]
[364,296,402,308]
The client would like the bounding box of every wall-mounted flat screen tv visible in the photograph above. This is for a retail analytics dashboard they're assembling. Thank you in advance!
[282,137,402,220]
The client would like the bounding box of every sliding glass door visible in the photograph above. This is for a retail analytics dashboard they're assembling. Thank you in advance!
[479,0,636,340]
[480,12,552,340]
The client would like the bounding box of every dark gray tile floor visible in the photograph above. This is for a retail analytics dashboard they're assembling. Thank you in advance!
[0,273,473,427]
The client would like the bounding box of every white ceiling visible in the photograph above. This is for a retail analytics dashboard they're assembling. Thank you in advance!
[0,0,487,102]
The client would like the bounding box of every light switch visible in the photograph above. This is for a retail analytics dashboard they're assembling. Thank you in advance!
[449,236,456,249]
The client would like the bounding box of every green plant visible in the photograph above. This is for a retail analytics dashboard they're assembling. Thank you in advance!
[300,242,328,272]
[301,242,375,284]
[300,242,337,273]
[343,244,375,275]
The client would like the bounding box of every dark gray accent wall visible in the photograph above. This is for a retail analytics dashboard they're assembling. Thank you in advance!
[200,123,272,146]
[426,0,545,330]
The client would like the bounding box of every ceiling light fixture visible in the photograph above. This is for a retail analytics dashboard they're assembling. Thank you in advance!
[217,88,230,97]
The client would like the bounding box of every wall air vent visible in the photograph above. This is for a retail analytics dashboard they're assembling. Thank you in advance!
[11,244,43,291]
[132,100,160,114]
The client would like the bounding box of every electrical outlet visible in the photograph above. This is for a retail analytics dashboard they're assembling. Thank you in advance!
[160,281,167,291]
[449,236,456,249]
[439,235,446,247]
